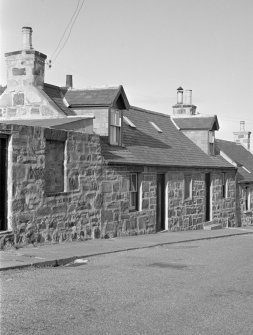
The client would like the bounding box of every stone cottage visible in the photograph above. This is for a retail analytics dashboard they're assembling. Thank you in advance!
[216,136,253,226]
[0,28,238,246]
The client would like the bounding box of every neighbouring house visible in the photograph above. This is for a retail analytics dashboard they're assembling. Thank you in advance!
[0,28,238,247]
[172,87,253,227]
[216,133,253,226]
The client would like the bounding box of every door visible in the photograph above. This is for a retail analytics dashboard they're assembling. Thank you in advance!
[156,174,165,231]
[0,136,7,231]
[205,173,211,222]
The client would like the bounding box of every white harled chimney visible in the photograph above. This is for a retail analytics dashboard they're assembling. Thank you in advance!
[22,27,33,50]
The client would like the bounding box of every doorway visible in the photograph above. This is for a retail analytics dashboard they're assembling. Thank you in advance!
[205,173,211,222]
[0,136,7,231]
[156,174,165,231]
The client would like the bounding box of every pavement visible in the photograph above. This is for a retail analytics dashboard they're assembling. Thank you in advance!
[1,227,253,271]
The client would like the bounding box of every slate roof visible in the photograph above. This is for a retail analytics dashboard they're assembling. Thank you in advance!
[65,86,121,106]
[101,106,235,169]
[216,139,253,183]
[173,115,219,131]
[42,84,74,116]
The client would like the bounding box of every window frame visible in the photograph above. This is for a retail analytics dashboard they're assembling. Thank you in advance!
[129,173,138,211]
[109,109,121,145]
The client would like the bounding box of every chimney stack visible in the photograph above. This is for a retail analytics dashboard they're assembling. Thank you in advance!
[184,90,192,105]
[66,75,73,89]
[233,121,251,150]
[22,26,33,50]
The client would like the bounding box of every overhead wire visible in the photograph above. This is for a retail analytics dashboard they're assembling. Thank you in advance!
[49,0,86,66]
[50,0,81,61]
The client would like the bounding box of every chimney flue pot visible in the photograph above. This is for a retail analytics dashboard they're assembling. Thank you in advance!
[240,121,245,131]
[66,75,73,89]
[22,26,33,50]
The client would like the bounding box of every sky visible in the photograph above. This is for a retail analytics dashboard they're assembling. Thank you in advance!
[0,0,253,146]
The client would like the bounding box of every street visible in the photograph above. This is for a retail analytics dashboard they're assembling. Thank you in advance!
[1,235,253,335]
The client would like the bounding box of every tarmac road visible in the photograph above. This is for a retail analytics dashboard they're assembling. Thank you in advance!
[1,234,253,335]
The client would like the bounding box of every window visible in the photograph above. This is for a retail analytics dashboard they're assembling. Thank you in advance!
[184,174,192,199]
[45,140,65,194]
[129,173,138,211]
[245,186,251,211]
[209,131,215,155]
[110,109,121,145]
[221,173,228,198]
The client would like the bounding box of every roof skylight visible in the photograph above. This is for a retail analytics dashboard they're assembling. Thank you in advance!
[149,121,163,133]
[123,116,136,128]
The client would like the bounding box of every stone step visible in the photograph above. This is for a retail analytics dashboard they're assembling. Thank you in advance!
[203,223,223,230]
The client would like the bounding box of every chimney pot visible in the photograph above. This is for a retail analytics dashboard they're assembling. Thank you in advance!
[240,121,245,131]
[22,26,33,50]
[66,75,73,89]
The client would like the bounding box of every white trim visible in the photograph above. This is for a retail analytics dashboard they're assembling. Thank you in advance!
[165,172,169,231]
[7,136,13,231]
[219,150,237,167]
[242,166,251,174]
[123,116,136,128]
[149,121,163,133]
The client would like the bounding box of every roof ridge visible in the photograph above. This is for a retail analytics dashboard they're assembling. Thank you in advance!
[130,105,171,118]
[67,86,120,91]
[44,83,61,90]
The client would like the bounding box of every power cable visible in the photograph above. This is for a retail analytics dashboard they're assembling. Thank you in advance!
[50,0,81,61]
[52,0,85,64]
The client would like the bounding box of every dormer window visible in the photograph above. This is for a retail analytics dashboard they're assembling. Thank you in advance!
[109,109,121,145]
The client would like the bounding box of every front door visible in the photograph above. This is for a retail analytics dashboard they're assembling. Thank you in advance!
[0,136,7,231]
[156,174,165,231]
[205,173,211,222]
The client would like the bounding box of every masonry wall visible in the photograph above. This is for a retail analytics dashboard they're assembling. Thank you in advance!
[182,130,209,155]
[0,123,103,245]
[101,166,157,237]
[212,172,236,227]
[73,108,109,136]
[167,169,236,230]
[167,171,205,230]
[0,86,65,119]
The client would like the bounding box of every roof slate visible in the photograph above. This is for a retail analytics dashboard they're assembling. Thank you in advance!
[64,87,120,106]
[101,107,234,169]
[216,139,253,182]
[42,84,74,116]
[173,116,219,130]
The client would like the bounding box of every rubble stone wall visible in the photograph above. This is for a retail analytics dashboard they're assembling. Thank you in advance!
[101,166,157,237]
[211,172,236,227]
[0,123,103,245]
[167,170,236,230]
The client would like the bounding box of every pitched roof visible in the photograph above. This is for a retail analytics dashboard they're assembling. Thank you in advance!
[64,85,130,108]
[101,107,235,169]
[173,115,219,131]
[42,83,74,116]
[216,139,253,183]
[0,116,93,128]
